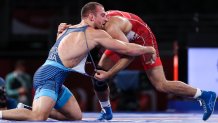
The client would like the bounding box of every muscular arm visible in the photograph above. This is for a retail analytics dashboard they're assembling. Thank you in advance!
[94,30,156,57]
[107,55,134,77]
[98,17,135,78]
[95,17,156,80]
[105,16,131,43]
[57,23,154,56]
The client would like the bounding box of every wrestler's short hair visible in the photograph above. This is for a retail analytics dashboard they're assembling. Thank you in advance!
[81,2,103,18]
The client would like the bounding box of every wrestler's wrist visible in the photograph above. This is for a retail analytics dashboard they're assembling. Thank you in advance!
[107,70,115,78]
[149,47,155,54]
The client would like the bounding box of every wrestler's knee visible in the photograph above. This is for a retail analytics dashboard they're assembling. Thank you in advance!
[92,65,109,92]
[64,105,82,120]
[92,78,109,92]
[75,113,82,120]
[67,113,82,120]
[154,82,167,93]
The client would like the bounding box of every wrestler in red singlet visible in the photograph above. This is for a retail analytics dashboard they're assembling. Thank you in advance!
[104,10,162,70]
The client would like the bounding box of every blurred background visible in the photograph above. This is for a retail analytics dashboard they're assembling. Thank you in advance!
[0,0,218,112]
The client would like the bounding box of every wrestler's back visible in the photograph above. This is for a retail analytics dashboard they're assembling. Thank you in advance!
[58,25,97,68]
[107,10,151,36]
[107,10,159,57]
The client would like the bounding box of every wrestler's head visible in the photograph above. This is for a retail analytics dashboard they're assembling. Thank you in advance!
[81,2,108,29]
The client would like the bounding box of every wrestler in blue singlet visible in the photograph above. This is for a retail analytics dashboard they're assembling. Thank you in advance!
[33,25,90,109]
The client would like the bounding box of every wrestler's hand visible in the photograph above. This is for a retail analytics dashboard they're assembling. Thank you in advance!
[94,70,110,81]
[151,52,157,64]
[146,47,157,64]
[57,23,71,34]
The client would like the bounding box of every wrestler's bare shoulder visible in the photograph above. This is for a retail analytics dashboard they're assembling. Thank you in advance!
[106,16,132,34]
[86,27,110,39]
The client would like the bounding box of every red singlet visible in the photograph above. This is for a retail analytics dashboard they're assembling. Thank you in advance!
[104,10,162,70]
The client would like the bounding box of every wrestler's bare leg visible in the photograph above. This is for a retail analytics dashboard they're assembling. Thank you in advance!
[146,66,196,96]
[49,96,82,120]
[2,96,55,120]
[15,96,82,120]
[94,54,116,120]
[146,65,217,121]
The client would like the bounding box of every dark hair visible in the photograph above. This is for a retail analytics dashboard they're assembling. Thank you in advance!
[81,2,103,18]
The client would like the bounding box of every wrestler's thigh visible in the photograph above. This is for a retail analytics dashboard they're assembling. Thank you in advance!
[57,96,82,120]
[145,65,166,86]
[32,96,56,119]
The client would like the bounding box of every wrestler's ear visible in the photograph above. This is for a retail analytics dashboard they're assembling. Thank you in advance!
[88,13,95,21]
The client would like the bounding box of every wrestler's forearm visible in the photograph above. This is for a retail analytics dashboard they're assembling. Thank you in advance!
[127,44,156,56]
[107,56,134,78]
